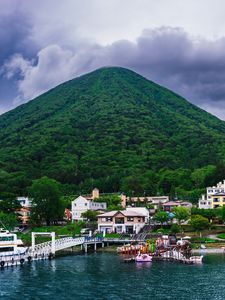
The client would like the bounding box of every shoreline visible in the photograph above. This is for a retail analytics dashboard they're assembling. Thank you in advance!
[192,248,225,254]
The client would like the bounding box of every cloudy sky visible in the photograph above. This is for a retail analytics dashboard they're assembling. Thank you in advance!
[1,0,225,120]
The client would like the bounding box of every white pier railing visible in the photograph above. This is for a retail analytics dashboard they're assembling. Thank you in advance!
[28,236,86,257]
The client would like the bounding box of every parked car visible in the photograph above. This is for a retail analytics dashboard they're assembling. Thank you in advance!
[80,228,91,236]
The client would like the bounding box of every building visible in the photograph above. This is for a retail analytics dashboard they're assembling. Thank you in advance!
[162,201,192,212]
[71,190,107,221]
[149,196,170,209]
[17,197,32,208]
[198,180,225,209]
[126,195,169,208]
[16,197,32,225]
[97,210,146,234]
[65,208,72,220]
[198,194,212,209]
[125,207,149,223]
[211,193,225,209]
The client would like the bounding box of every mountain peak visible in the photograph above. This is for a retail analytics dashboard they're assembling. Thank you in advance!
[0,67,225,195]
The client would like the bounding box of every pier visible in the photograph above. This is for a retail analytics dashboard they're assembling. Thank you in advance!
[0,232,202,268]
[0,233,144,268]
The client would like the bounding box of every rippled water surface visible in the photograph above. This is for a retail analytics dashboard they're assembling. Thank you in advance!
[1,253,225,300]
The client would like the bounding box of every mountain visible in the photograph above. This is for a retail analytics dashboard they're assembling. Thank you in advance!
[0,67,225,197]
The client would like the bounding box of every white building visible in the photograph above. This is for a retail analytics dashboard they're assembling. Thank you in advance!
[72,196,107,221]
[198,180,225,209]
[198,194,212,209]
[17,197,32,208]
[125,207,149,223]
[127,195,169,208]
[97,210,146,234]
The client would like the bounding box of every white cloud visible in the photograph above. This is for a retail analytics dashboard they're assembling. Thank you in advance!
[2,53,32,79]
[3,45,81,103]
[15,0,225,45]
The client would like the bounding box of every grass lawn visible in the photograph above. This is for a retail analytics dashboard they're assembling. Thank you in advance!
[18,223,82,246]
[217,233,225,239]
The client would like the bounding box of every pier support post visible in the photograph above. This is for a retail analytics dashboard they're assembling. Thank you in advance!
[102,242,104,248]
[84,244,88,253]
[32,232,35,252]
[51,232,56,254]
[94,243,97,251]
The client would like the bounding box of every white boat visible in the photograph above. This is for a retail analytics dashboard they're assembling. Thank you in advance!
[0,228,27,267]
[189,255,203,263]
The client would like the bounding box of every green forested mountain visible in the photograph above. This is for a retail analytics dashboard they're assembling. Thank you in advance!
[0,67,225,200]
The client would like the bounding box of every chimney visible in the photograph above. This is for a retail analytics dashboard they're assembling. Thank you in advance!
[121,193,126,208]
[92,188,99,199]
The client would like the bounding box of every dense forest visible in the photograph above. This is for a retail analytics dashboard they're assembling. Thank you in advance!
[0,67,225,202]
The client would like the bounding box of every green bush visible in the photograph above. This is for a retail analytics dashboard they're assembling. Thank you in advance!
[170,224,180,234]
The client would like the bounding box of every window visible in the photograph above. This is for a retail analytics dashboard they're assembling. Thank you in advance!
[115,217,124,224]
[85,203,87,206]
[0,247,14,252]
[0,236,14,241]
[127,217,134,221]
[106,217,112,222]
[213,198,219,202]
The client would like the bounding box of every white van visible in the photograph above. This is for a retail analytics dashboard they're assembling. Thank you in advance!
[80,228,91,236]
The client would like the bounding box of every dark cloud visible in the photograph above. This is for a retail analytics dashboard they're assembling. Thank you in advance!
[0,10,37,64]
[1,25,225,119]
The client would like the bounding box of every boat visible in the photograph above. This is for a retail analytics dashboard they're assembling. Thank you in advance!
[135,252,152,262]
[0,228,27,267]
[189,255,203,263]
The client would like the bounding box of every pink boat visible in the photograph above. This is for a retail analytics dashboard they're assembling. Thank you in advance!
[135,253,152,262]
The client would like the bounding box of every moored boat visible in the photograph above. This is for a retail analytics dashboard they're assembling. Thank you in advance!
[189,255,203,263]
[135,252,152,262]
[0,228,27,267]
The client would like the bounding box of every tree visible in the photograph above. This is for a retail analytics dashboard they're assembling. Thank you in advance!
[172,206,189,225]
[191,207,216,223]
[96,195,123,211]
[154,211,169,226]
[81,210,98,222]
[191,165,216,188]
[0,192,20,213]
[189,215,209,232]
[29,176,64,225]
[0,212,17,230]
[220,205,225,224]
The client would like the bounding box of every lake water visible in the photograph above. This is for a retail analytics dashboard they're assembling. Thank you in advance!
[1,253,225,300]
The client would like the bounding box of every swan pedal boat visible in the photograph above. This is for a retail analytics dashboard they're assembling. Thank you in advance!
[135,253,152,262]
